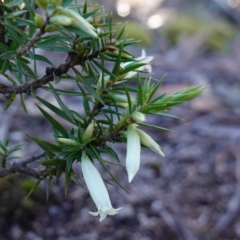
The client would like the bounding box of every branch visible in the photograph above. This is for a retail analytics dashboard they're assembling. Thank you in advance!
[17,14,50,57]
[0,47,113,96]
[0,152,45,179]
[0,164,44,179]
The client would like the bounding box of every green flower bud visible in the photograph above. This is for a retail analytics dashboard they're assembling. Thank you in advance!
[83,122,94,142]
[111,94,129,103]
[76,43,85,56]
[50,15,72,26]
[49,0,62,7]
[53,6,98,38]
[131,111,146,123]
[58,138,80,146]
[34,13,45,28]
[35,0,48,9]
[45,24,60,32]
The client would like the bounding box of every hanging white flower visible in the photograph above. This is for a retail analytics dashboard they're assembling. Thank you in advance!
[126,125,141,183]
[81,153,122,222]
[136,128,165,156]
[120,49,154,79]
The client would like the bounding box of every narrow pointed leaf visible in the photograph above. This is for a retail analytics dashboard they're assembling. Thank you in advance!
[4,93,16,111]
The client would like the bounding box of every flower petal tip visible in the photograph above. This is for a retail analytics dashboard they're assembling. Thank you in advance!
[128,172,135,183]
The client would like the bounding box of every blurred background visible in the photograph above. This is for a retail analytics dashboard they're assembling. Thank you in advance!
[1,0,240,239]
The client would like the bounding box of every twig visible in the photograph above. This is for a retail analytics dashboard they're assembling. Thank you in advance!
[0,47,112,96]
[0,164,44,178]
[17,14,50,56]
[19,152,45,166]
[0,152,45,178]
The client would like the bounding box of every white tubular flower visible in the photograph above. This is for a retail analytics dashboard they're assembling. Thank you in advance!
[81,153,122,222]
[120,49,154,79]
[136,128,165,157]
[137,49,154,73]
[52,6,98,38]
[126,125,141,183]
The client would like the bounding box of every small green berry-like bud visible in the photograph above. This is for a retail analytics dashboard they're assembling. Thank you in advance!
[131,111,146,123]
[34,13,44,28]
[50,15,73,26]
[35,0,48,9]
[83,122,94,142]
[45,24,60,32]
[76,43,85,56]
[49,0,63,7]
[58,138,80,146]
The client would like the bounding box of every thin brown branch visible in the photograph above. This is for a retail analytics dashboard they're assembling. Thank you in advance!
[0,152,45,179]
[0,47,111,96]
[0,164,45,178]
[20,152,45,165]
[17,14,50,57]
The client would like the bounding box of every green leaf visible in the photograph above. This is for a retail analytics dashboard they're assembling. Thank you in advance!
[25,179,42,200]
[110,42,123,80]
[148,75,166,103]
[3,74,16,84]
[5,10,28,18]
[0,42,10,53]
[42,87,83,96]
[26,53,53,65]
[36,105,68,138]
[23,0,35,18]
[55,166,63,182]
[122,83,132,113]
[0,4,12,13]
[120,62,146,76]
[92,59,116,79]
[65,164,71,197]
[27,134,61,155]
[36,35,67,46]
[20,94,28,113]
[62,0,74,7]
[137,75,144,106]
[7,0,23,7]
[4,93,16,111]
[48,83,75,122]
[36,96,74,124]
[116,23,127,40]
[74,70,105,105]
[150,112,183,121]
[138,123,172,132]
[71,171,85,188]
[0,50,17,59]
[1,59,10,74]
[3,22,28,39]
[15,60,23,83]
[41,158,65,166]
[104,145,120,163]
[90,146,129,194]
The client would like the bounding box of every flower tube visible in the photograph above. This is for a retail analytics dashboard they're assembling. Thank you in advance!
[81,153,122,221]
